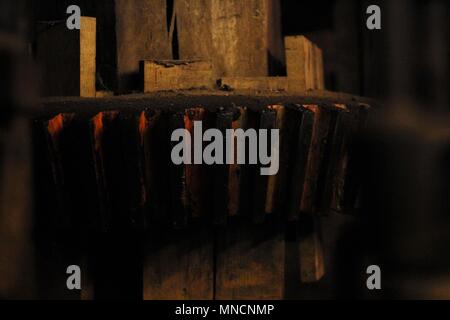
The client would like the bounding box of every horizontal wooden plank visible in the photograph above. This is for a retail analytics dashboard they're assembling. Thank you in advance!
[285,35,325,91]
[143,60,213,92]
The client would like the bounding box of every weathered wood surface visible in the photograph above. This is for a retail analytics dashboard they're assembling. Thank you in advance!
[227,107,248,217]
[175,0,284,78]
[144,60,213,92]
[285,36,325,91]
[264,105,284,215]
[143,226,214,300]
[315,104,349,213]
[215,221,285,300]
[35,0,284,93]
[36,17,96,97]
[342,104,370,212]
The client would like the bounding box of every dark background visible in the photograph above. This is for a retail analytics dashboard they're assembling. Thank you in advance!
[0,0,449,299]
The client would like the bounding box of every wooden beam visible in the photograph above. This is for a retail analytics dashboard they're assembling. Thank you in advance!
[299,215,325,283]
[143,60,213,93]
[143,226,214,300]
[212,108,234,225]
[96,0,172,94]
[227,107,248,217]
[36,17,96,97]
[285,36,325,91]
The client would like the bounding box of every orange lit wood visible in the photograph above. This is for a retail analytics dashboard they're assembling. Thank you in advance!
[300,105,332,213]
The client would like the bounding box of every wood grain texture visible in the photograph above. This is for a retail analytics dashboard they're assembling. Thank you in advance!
[285,36,325,91]
[265,105,285,215]
[315,105,349,213]
[168,112,190,229]
[36,17,96,97]
[144,60,213,92]
[175,0,213,61]
[96,0,172,93]
[215,221,285,300]
[313,46,325,90]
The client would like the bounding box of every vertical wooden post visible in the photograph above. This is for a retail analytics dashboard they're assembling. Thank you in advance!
[143,226,214,300]
[299,215,325,283]
[96,0,172,93]
[175,0,285,78]
[285,36,325,91]
[36,17,96,97]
